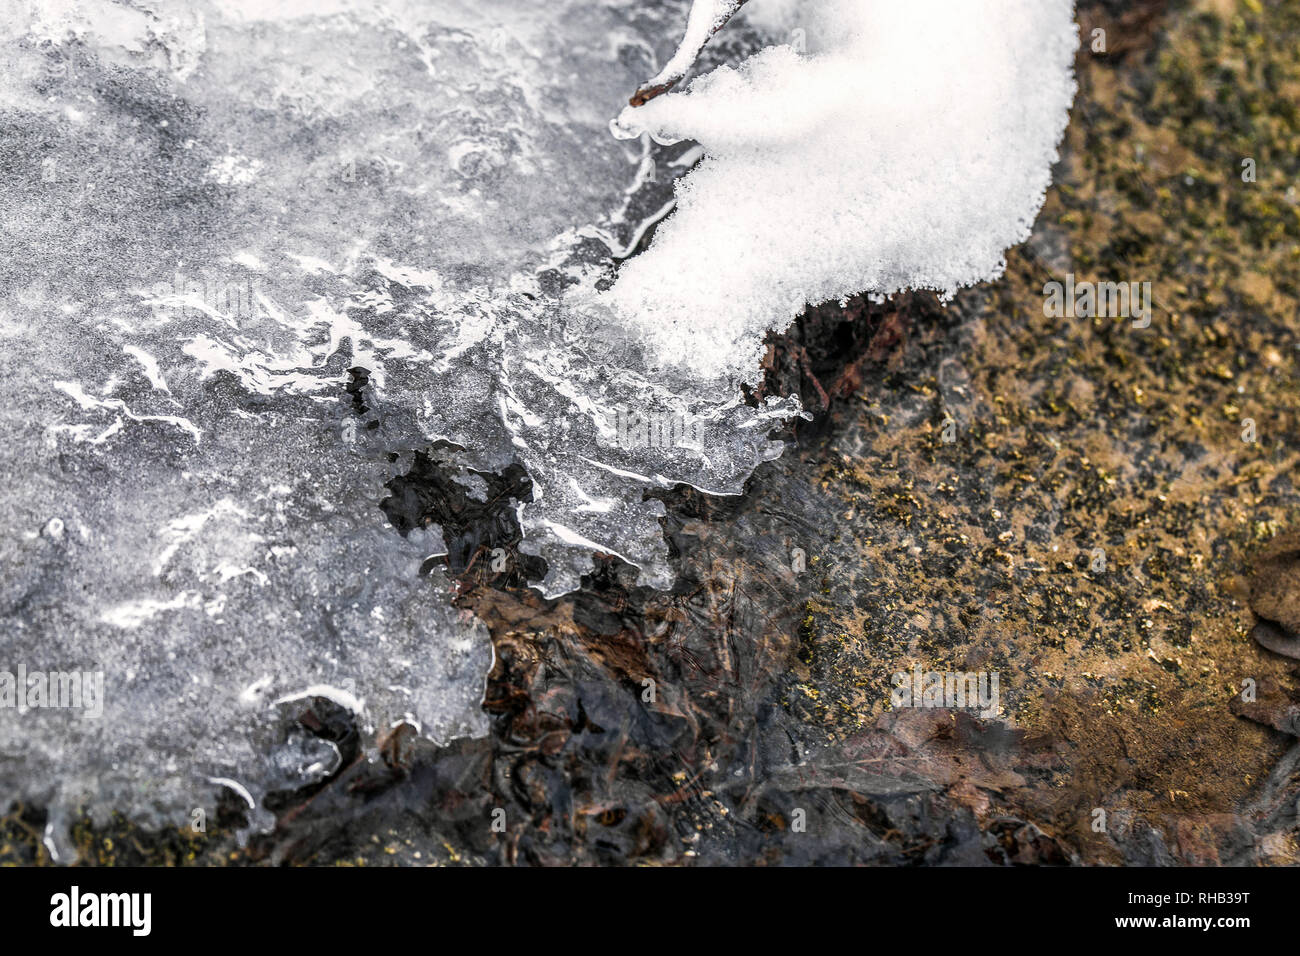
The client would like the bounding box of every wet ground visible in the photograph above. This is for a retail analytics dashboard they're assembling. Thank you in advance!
[5,0,1300,865]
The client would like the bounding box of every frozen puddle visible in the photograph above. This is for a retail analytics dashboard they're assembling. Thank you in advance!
[0,0,1076,841]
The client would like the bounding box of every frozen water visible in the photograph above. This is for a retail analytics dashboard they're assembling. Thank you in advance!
[0,0,1077,840]
[609,0,1080,378]
[0,0,793,839]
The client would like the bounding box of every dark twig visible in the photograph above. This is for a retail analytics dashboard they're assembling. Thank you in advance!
[630,0,750,106]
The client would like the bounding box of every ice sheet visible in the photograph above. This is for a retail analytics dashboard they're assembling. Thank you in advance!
[0,0,1076,840]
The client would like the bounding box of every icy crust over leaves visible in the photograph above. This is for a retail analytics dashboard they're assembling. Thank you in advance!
[2,458,492,849]
[346,272,802,596]
[0,0,798,838]
[608,0,1080,378]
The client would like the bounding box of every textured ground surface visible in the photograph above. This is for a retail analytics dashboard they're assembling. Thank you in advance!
[4,0,1300,865]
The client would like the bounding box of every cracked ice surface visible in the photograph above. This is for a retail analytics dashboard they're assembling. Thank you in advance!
[0,0,797,837]
[0,0,1079,839]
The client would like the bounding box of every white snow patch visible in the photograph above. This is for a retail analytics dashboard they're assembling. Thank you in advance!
[605,0,1079,380]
